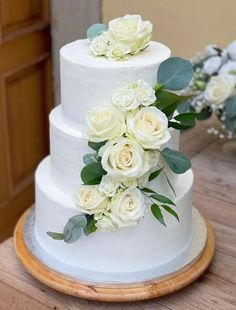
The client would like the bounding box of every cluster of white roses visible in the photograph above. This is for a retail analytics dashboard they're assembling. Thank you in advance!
[184,40,236,139]
[90,15,152,61]
[74,80,171,232]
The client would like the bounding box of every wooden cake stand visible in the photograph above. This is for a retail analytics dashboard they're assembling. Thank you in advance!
[14,207,215,302]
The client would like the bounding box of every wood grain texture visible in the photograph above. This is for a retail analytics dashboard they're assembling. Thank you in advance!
[0,118,235,308]
[13,207,215,302]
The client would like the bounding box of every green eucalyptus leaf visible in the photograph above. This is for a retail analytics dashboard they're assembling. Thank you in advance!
[81,161,106,185]
[69,214,87,229]
[177,100,191,114]
[84,215,97,236]
[87,23,107,41]
[223,115,236,132]
[150,193,175,206]
[63,221,74,242]
[151,204,166,226]
[64,226,82,244]
[83,153,97,165]
[47,232,64,240]
[225,96,236,118]
[148,167,163,181]
[157,57,193,91]
[88,140,107,151]
[161,205,179,222]
[161,148,192,174]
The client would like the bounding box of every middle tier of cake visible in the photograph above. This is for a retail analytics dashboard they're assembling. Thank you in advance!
[50,105,180,195]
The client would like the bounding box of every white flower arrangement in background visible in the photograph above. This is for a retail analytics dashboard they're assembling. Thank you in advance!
[87,15,153,60]
[182,40,236,139]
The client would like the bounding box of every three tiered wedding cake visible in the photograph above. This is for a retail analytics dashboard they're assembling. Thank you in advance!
[34,15,198,282]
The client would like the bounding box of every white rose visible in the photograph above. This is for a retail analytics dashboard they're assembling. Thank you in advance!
[134,79,156,106]
[203,56,222,75]
[98,175,120,197]
[106,42,131,61]
[225,40,236,61]
[127,107,171,149]
[74,185,109,215]
[85,105,125,142]
[204,75,235,105]
[112,86,139,111]
[99,138,152,181]
[94,212,117,232]
[137,172,149,188]
[121,178,138,188]
[219,61,236,76]
[90,34,109,56]
[108,15,152,54]
[110,187,145,227]
[204,45,218,57]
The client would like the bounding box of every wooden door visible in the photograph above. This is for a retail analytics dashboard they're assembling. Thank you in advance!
[0,0,52,241]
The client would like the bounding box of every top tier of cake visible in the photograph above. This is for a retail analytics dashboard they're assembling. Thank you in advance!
[60,39,171,130]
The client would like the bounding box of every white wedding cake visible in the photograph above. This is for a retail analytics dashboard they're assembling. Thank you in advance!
[34,15,195,281]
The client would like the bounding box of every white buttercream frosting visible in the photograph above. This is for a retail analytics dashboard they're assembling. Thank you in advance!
[60,39,170,129]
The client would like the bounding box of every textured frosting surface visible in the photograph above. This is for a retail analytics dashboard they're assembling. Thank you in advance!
[60,39,171,129]
[50,105,179,194]
[35,157,193,273]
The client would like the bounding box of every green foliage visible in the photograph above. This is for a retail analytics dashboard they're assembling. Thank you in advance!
[157,57,193,91]
[148,167,163,181]
[224,96,236,132]
[161,148,191,174]
[168,121,193,130]
[161,205,179,222]
[151,204,166,226]
[84,215,97,236]
[81,161,106,185]
[150,193,175,206]
[162,169,176,196]
[87,23,107,41]
[154,90,191,117]
[83,153,97,165]
[46,232,64,240]
[88,140,107,151]
[47,214,87,244]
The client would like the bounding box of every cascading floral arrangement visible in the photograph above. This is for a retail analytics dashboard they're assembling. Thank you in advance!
[181,40,236,140]
[47,55,208,244]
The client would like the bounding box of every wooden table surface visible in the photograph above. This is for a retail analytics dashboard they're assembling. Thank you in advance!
[0,120,236,310]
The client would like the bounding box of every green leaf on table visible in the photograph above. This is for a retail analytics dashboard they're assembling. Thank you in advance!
[87,23,107,41]
[161,205,179,222]
[83,153,97,165]
[148,167,163,181]
[47,232,65,240]
[161,148,191,174]
[151,204,166,226]
[157,57,193,91]
[150,193,175,206]
[84,215,97,236]
[81,161,106,185]
[88,140,107,151]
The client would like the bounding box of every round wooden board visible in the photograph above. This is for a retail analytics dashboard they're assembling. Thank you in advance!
[14,208,215,302]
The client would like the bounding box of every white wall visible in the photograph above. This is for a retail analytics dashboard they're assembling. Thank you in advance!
[50,0,101,105]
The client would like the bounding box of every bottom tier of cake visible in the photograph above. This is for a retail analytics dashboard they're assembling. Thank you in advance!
[34,157,193,275]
